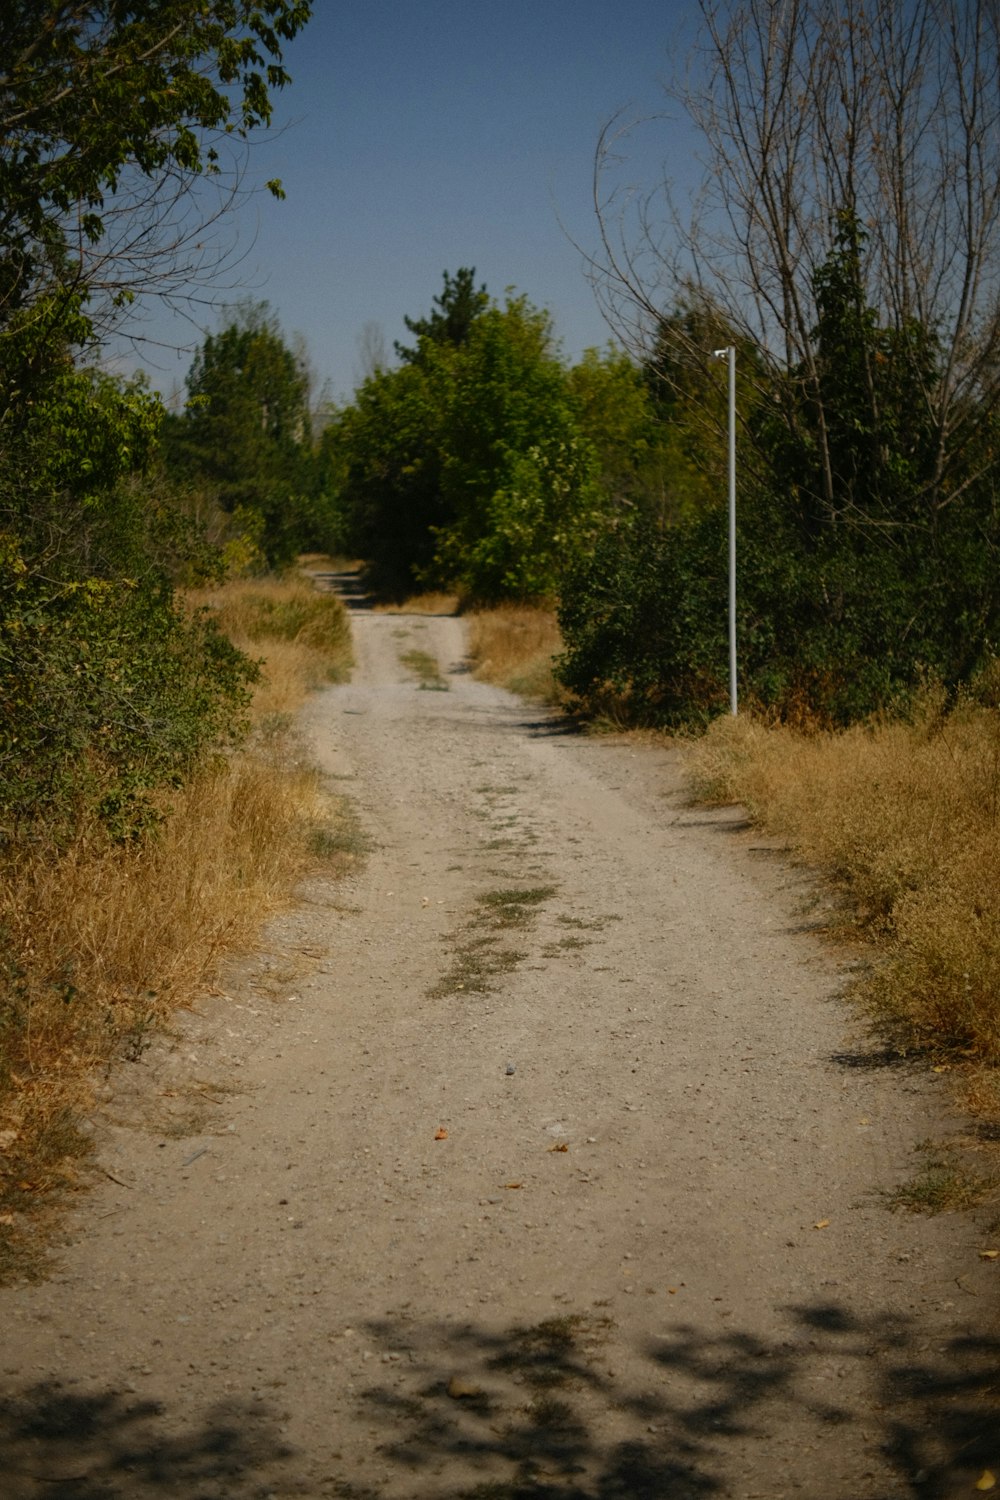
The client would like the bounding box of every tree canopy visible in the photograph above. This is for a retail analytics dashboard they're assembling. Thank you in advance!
[555,0,1000,725]
[394,267,489,364]
[164,300,334,565]
[333,275,618,601]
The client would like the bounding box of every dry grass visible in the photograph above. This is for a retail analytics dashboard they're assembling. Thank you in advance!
[685,695,1000,1067]
[375,591,460,616]
[466,605,564,702]
[0,571,355,1278]
[186,572,353,710]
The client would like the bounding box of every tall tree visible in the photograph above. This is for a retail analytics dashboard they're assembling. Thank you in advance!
[0,6,311,834]
[592,0,1000,531]
[394,267,489,364]
[333,281,607,601]
[165,301,328,564]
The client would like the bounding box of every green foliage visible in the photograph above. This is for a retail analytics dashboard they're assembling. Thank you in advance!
[568,345,703,525]
[430,297,606,600]
[334,278,609,601]
[557,514,729,725]
[394,266,489,364]
[326,358,448,595]
[0,357,257,843]
[0,9,307,842]
[559,214,1000,728]
[164,302,333,564]
[0,2,311,333]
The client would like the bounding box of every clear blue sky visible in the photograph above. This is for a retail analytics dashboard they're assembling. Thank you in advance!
[125,1,703,405]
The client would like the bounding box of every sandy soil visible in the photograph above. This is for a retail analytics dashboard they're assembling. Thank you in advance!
[1,577,998,1499]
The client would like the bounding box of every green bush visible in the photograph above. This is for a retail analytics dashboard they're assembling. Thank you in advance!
[0,359,257,844]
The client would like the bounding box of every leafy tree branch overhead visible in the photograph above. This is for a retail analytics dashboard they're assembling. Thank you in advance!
[0,1,312,340]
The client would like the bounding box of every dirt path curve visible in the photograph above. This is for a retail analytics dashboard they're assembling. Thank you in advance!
[2,583,997,1499]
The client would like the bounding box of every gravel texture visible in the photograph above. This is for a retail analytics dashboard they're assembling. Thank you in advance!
[1,584,997,1498]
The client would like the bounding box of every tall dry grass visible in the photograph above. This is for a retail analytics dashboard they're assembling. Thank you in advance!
[466,605,564,701]
[186,572,353,708]
[375,591,460,616]
[685,695,1000,1066]
[0,572,354,1275]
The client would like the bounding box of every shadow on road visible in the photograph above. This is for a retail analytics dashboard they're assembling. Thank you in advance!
[0,1383,292,1498]
[334,1301,999,1498]
[311,568,375,611]
[2,1299,997,1496]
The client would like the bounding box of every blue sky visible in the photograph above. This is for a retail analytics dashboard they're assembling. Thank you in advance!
[125,2,704,405]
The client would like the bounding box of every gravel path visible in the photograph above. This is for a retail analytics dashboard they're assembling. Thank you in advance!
[1,582,997,1499]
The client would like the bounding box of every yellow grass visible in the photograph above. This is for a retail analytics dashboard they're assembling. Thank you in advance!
[375,591,461,616]
[0,572,355,1277]
[685,698,1000,1066]
[186,572,353,709]
[466,605,564,701]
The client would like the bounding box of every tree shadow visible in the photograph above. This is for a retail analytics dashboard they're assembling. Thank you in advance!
[0,1383,293,1499]
[330,1300,1000,1498]
[515,713,587,739]
[314,568,375,611]
[2,1300,997,1496]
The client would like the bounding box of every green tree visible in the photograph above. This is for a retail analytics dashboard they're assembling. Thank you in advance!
[568,344,714,527]
[574,1,1000,725]
[324,359,449,596]
[333,282,607,601]
[430,295,604,600]
[559,227,1000,727]
[165,302,328,564]
[394,267,489,365]
[0,362,255,840]
[0,5,310,837]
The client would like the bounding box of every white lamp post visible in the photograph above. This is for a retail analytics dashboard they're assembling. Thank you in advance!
[714,346,738,715]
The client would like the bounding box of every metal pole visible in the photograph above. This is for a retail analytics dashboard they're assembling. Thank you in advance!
[714,346,738,714]
[727,345,737,715]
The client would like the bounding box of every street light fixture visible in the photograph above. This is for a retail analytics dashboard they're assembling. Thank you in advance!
[713,346,738,715]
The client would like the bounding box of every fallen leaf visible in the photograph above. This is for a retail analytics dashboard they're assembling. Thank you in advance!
[447,1375,483,1399]
[547,1142,569,1153]
[974,1470,996,1491]
[504,1181,523,1189]
[434,1128,448,1141]
[813,1219,830,1230]
[978,1249,1000,1260]
[932,1064,951,1074]
[0,1213,15,1226]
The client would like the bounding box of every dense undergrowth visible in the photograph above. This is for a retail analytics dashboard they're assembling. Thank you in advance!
[0,573,353,1281]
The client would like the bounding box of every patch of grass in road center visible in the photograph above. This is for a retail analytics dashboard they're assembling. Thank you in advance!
[429,884,559,998]
[399,648,449,691]
[556,913,621,932]
[479,886,558,928]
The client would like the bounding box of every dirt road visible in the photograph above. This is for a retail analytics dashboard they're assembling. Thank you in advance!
[1,584,997,1498]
